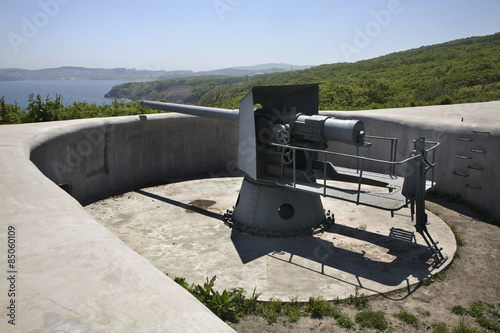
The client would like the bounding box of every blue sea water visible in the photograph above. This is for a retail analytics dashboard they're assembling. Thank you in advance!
[0,80,128,108]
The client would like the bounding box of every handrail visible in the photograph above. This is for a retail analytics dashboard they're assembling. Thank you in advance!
[364,135,398,175]
[271,141,439,166]
[271,139,439,205]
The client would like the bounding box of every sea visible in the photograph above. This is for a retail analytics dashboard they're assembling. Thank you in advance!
[0,80,129,109]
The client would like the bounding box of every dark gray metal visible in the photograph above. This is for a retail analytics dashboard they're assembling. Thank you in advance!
[142,84,369,236]
[140,100,239,122]
[141,84,442,254]
[402,138,447,267]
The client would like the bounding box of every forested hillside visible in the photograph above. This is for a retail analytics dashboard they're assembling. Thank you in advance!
[1,33,499,124]
[107,33,500,110]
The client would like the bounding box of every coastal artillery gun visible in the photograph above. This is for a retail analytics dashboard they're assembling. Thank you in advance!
[141,84,446,267]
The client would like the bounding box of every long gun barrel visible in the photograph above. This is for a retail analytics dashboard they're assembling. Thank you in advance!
[140,100,365,146]
[141,100,239,122]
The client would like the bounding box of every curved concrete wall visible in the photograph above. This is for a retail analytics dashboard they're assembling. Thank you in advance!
[0,102,498,331]
[30,114,237,204]
[322,101,500,220]
[0,114,237,332]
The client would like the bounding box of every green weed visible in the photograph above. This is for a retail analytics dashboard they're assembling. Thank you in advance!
[284,296,301,322]
[451,301,500,332]
[452,305,469,316]
[346,286,368,309]
[452,321,483,333]
[355,309,388,331]
[337,314,355,329]
[432,322,449,333]
[308,296,332,318]
[393,310,420,326]
[258,298,283,324]
[421,271,447,286]
[173,275,260,323]
[448,224,464,247]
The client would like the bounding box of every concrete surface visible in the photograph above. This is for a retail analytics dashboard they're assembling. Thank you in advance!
[86,176,456,301]
[0,115,236,332]
[0,101,497,331]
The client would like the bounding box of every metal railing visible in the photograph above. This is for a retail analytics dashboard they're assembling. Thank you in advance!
[272,139,439,205]
[362,135,398,176]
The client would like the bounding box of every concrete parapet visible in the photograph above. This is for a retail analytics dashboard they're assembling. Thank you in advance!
[322,101,500,220]
[0,114,237,332]
[30,114,237,204]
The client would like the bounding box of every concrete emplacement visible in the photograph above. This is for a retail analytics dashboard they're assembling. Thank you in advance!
[86,174,456,301]
[1,101,498,332]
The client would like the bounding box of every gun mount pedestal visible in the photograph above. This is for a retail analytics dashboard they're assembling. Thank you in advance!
[225,177,332,237]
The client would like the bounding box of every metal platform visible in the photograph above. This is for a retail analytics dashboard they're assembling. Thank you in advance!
[274,167,434,212]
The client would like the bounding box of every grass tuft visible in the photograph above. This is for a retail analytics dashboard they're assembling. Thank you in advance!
[432,322,449,333]
[283,296,301,322]
[452,305,468,316]
[393,310,420,326]
[346,286,369,309]
[308,296,332,318]
[355,309,388,331]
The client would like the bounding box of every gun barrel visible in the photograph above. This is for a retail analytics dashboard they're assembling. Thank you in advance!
[141,100,239,122]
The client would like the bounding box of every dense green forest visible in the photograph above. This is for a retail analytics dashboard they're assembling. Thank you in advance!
[1,33,499,124]
[195,33,500,110]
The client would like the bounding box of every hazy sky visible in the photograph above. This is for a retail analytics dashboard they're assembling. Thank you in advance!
[1,0,499,71]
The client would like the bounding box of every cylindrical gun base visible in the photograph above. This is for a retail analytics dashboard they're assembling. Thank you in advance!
[230,177,330,237]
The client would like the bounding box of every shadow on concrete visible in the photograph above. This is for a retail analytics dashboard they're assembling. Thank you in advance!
[230,223,433,290]
[134,189,223,221]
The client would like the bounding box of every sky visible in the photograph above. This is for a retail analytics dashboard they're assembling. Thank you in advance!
[1,0,500,72]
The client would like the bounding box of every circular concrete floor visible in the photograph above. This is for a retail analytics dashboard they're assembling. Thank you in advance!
[85,175,456,301]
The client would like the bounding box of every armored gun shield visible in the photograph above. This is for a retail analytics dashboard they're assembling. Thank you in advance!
[237,84,319,181]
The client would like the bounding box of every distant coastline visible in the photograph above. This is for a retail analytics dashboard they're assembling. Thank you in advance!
[0,64,311,82]
[0,80,128,108]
